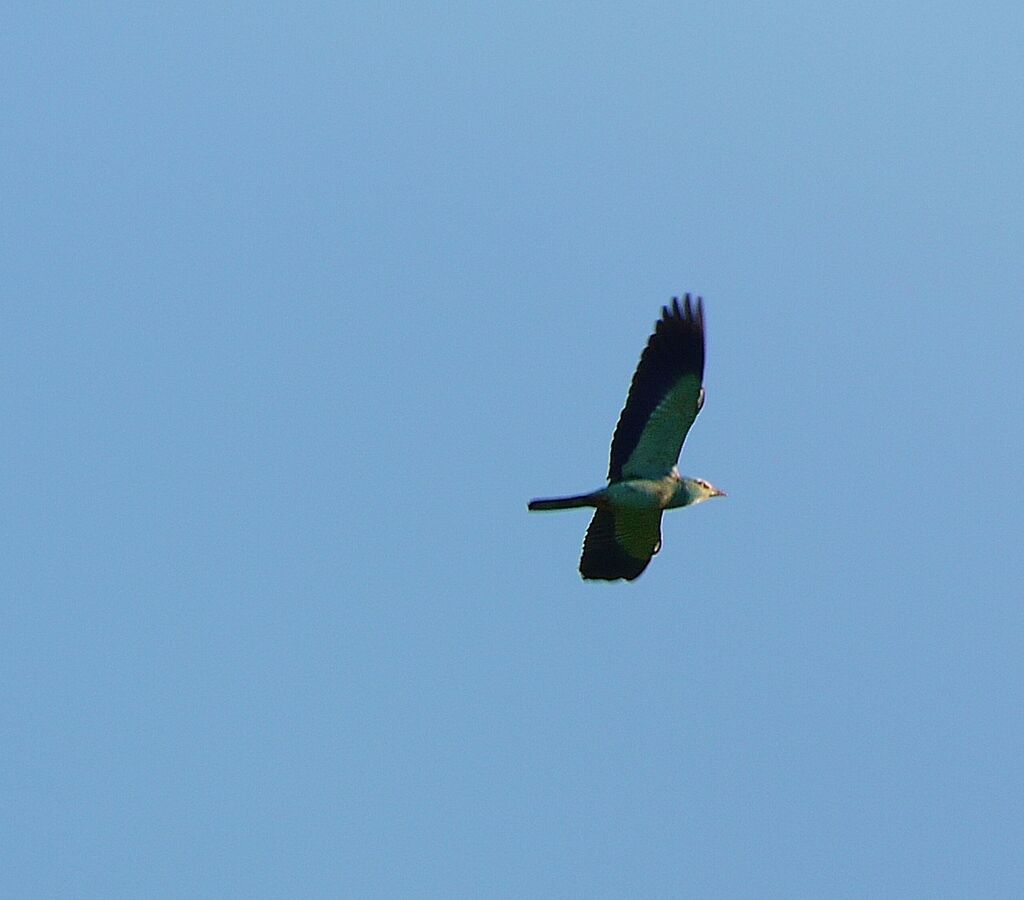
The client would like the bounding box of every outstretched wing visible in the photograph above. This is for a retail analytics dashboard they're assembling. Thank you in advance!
[607,296,705,481]
[579,508,663,582]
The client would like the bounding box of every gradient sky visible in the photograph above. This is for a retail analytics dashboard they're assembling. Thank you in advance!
[5,3,1024,897]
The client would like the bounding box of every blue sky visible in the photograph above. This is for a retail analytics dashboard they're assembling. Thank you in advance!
[4,3,1024,897]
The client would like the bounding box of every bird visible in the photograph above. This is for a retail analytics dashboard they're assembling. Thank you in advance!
[528,295,725,581]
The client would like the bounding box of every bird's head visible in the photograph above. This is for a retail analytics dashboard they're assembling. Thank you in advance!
[685,478,727,505]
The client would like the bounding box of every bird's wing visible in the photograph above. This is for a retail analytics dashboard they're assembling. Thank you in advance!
[579,508,663,581]
[607,295,705,481]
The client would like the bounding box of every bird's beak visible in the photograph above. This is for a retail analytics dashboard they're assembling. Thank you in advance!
[712,487,727,498]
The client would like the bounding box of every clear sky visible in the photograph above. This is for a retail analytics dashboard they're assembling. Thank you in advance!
[4,3,1024,897]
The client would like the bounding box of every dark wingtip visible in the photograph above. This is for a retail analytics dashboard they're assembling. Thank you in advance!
[666,293,704,325]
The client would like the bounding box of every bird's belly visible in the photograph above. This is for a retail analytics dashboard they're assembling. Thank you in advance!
[605,479,674,510]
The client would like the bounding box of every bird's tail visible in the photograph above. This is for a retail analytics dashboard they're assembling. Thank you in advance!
[528,491,602,511]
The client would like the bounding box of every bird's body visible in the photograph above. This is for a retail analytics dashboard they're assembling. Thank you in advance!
[529,471,710,512]
[528,295,724,581]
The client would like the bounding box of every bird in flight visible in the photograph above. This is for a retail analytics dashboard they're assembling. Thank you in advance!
[528,295,725,581]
